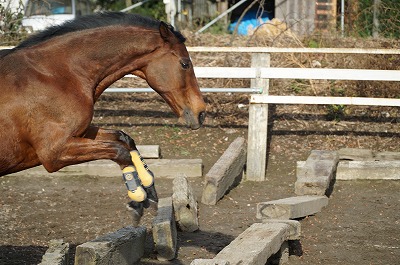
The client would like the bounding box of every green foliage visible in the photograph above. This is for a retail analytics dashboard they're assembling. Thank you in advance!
[96,0,166,21]
[132,0,166,21]
[0,0,25,45]
[357,0,400,38]
[207,20,229,35]
[330,83,345,97]
[307,39,320,48]
[290,80,308,94]
[96,0,121,11]
[326,104,346,122]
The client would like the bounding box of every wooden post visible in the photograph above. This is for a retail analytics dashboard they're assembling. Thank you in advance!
[246,53,270,181]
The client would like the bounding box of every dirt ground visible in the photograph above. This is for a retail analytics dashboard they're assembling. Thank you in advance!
[0,92,399,265]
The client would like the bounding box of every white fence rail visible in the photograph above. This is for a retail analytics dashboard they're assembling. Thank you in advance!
[187,46,400,54]
[194,67,400,81]
[251,95,400,107]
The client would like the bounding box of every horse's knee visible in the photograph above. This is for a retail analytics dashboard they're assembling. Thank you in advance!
[41,161,62,173]
[117,130,137,149]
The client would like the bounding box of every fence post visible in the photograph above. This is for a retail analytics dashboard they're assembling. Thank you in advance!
[246,53,270,181]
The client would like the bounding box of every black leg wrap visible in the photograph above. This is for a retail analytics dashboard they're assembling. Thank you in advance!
[127,201,144,226]
[145,184,158,203]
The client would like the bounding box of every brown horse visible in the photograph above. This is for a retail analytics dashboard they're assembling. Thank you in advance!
[0,12,206,222]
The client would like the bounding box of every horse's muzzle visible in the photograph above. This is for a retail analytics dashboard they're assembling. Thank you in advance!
[183,109,206,130]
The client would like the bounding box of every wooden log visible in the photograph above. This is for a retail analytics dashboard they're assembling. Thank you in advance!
[74,226,146,265]
[190,259,230,265]
[336,161,400,180]
[172,175,199,232]
[261,219,301,240]
[338,148,374,161]
[8,158,202,178]
[136,145,160,159]
[257,196,329,220]
[295,150,339,196]
[152,197,177,261]
[374,151,400,161]
[39,239,69,265]
[214,223,292,265]
[201,137,246,205]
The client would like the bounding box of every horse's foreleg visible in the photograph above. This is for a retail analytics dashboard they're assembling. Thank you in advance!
[35,127,157,225]
[83,126,138,154]
[82,127,159,222]
[83,127,158,205]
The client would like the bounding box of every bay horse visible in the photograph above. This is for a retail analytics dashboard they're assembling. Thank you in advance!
[0,12,206,223]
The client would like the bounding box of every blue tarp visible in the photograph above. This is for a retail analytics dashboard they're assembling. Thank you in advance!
[229,10,273,35]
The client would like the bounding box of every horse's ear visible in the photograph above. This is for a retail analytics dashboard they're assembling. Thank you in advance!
[159,21,176,43]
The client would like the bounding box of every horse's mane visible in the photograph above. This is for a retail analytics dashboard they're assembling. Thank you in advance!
[0,49,13,58]
[15,12,186,50]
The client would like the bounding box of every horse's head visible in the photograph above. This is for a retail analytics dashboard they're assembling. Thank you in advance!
[133,22,206,130]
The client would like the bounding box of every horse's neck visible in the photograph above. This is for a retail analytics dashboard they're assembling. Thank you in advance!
[74,28,160,76]
[50,27,161,99]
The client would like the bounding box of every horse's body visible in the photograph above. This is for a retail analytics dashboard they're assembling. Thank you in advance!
[0,12,205,219]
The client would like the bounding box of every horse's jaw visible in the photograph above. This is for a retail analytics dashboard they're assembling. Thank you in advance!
[156,91,206,130]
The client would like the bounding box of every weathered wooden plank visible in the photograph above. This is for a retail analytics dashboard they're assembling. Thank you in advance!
[152,197,177,261]
[190,259,230,265]
[74,226,146,265]
[261,219,301,240]
[375,151,400,161]
[336,161,400,180]
[136,145,160,159]
[295,150,339,196]
[8,159,202,178]
[257,196,329,220]
[172,175,199,232]
[201,137,246,205]
[215,223,291,265]
[338,148,374,161]
[246,104,268,181]
[39,239,69,265]
[246,53,270,182]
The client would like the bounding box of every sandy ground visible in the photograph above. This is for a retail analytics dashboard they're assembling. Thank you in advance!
[1,93,399,265]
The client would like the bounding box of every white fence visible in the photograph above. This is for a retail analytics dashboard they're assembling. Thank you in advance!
[2,46,400,181]
[188,47,400,181]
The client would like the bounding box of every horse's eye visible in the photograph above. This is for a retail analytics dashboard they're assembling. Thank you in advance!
[181,61,190,70]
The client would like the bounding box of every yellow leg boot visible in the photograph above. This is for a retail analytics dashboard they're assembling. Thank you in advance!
[130,150,158,204]
[122,166,146,202]
[130,150,154,188]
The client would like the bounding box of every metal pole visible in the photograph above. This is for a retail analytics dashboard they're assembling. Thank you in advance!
[373,0,381,38]
[341,0,345,37]
[105,87,263,93]
[120,0,150,12]
[195,0,248,34]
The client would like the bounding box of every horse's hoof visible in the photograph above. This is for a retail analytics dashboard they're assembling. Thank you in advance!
[144,185,158,204]
[143,198,158,211]
[127,201,143,226]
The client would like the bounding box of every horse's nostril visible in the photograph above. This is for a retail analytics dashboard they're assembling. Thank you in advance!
[198,111,206,125]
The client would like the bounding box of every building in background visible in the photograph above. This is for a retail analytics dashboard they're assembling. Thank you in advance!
[172,0,338,35]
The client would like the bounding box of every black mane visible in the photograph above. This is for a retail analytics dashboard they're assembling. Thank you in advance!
[15,12,185,50]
